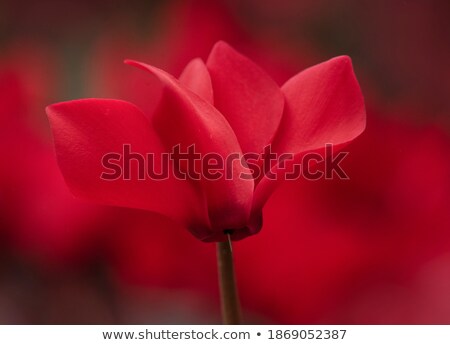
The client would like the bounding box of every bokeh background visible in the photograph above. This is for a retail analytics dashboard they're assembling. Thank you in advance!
[1,0,449,324]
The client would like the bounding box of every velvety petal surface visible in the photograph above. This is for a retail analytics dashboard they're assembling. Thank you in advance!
[253,56,366,217]
[125,60,254,241]
[206,41,284,155]
[46,99,209,235]
[179,58,214,104]
[273,55,365,154]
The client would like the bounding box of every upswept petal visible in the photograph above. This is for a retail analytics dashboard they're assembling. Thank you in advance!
[179,58,214,104]
[272,55,365,154]
[125,60,254,240]
[46,99,210,237]
[206,41,284,155]
[253,56,366,217]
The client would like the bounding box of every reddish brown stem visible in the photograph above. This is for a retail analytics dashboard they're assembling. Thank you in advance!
[216,233,242,324]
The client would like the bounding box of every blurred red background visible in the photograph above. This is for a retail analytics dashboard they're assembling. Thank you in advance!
[0,0,449,324]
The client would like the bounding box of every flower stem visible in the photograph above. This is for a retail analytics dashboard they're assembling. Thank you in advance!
[216,232,242,324]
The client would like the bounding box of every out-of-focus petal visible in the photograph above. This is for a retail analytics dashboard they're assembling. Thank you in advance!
[46,99,209,236]
[125,60,254,240]
[206,41,284,155]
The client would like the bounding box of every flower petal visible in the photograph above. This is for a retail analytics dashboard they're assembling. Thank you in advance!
[179,58,214,104]
[125,60,254,240]
[253,56,366,217]
[46,98,210,236]
[206,41,284,155]
[272,55,366,154]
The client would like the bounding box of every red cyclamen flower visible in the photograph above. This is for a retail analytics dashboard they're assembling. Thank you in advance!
[46,41,366,242]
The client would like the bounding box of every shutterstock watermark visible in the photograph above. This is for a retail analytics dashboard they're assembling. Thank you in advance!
[100,144,350,181]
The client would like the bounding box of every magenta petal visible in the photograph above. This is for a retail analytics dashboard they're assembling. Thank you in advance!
[206,41,284,155]
[46,99,209,235]
[125,60,254,239]
[253,56,366,216]
[179,58,214,104]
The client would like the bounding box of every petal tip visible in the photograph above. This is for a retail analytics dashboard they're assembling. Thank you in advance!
[181,57,206,73]
[209,40,235,58]
[335,55,352,63]
[212,40,230,50]
[329,55,354,70]
[191,57,205,64]
[123,59,169,83]
[124,59,143,69]
[45,104,53,114]
[45,102,65,117]
[124,59,158,76]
